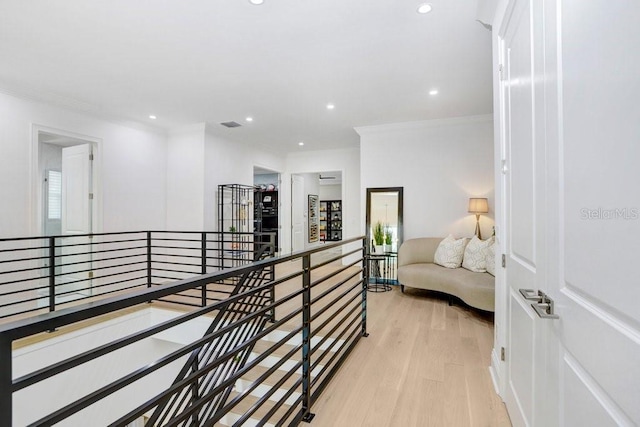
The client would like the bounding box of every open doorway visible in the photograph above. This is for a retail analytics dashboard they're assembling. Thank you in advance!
[253,166,280,254]
[37,131,97,237]
[33,126,101,300]
[318,172,342,242]
[290,171,343,254]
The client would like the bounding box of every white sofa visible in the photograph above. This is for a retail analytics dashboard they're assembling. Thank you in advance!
[397,237,495,312]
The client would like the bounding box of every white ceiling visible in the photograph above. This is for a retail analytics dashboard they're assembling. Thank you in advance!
[0,0,493,153]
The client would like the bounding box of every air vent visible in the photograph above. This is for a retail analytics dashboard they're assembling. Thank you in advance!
[220,121,242,128]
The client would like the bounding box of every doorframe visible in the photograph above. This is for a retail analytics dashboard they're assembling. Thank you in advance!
[253,165,281,254]
[490,0,518,401]
[30,124,103,237]
[287,169,346,256]
[290,174,305,253]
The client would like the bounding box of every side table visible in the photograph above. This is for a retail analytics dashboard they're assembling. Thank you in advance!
[367,254,392,292]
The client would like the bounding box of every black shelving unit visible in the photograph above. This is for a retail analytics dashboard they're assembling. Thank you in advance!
[254,190,279,251]
[218,184,254,234]
[320,200,342,241]
[217,184,255,267]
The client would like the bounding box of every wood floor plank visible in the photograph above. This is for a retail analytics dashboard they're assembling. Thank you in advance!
[430,299,447,330]
[458,309,478,338]
[361,386,401,427]
[443,362,472,427]
[389,376,445,427]
[460,336,498,427]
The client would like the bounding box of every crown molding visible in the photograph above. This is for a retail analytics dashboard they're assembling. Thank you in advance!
[354,114,494,137]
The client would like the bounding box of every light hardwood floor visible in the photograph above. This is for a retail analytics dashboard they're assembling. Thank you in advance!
[307,285,512,427]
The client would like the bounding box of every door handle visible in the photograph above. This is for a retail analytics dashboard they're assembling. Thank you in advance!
[519,288,560,319]
[519,288,541,300]
[531,301,559,319]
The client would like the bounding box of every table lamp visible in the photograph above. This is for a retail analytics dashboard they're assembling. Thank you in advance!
[468,198,489,239]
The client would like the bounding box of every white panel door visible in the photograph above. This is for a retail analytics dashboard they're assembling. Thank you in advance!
[62,144,92,235]
[501,0,553,424]
[549,0,640,425]
[61,144,93,295]
[500,0,640,425]
[291,175,305,253]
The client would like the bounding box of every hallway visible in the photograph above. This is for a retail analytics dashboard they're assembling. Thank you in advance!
[309,286,511,426]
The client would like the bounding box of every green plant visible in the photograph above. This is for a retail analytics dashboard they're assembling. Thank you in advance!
[229,225,239,249]
[373,222,384,246]
[384,226,393,245]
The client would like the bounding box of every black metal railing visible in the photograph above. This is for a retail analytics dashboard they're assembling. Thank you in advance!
[0,236,367,426]
[0,230,276,322]
[148,247,274,426]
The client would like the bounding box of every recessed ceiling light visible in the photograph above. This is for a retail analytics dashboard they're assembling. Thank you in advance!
[249,0,264,5]
[246,117,253,122]
[417,3,433,14]
[429,89,438,95]
[298,142,304,146]
[149,115,157,120]
[326,104,335,110]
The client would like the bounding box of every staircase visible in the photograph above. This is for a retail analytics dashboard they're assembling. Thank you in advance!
[146,250,275,426]
[218,328,345,426]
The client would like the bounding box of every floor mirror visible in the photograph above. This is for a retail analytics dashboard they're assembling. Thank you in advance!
[366,187,404,252]
[366,187,403,287]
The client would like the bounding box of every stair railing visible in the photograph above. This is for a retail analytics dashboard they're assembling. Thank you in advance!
[0,236,368,427]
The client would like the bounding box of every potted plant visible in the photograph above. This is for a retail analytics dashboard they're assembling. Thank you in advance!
[384,225,393,252]
[373,221,384,254]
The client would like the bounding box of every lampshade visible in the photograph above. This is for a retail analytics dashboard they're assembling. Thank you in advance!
[468,198,489,214]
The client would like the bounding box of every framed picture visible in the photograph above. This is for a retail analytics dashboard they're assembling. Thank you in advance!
[308,194,319,243]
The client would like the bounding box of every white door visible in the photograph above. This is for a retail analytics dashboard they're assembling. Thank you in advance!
[60,144,93,295]
[500,0,640,425]
[62,144,92,235]
[291,175,305,253]
[501,1,551,424]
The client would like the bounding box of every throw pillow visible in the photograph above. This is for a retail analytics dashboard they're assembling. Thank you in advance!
[462,235,494,273]
[486,242,496,276]
[434,235,468,268]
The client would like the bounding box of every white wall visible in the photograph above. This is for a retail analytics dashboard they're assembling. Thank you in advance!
[0,91,286,239]
[166,124,206,230]
[319,184,341,201]
[0,91,167,237]
[204,126,285,231]
[357,115,495,241]
[282,148,361,255]
[12,308,202,426]
[164,124,284,232]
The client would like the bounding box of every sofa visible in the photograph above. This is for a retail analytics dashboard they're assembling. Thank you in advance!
[397,237,495,312]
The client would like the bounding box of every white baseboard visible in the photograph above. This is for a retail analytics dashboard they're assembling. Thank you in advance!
[489,347,504,398]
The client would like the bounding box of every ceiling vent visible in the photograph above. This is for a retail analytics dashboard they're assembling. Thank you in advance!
[220,121,242,128]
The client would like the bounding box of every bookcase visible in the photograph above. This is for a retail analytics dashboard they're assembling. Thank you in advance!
[254,189,279,251]
[319,200,342,241]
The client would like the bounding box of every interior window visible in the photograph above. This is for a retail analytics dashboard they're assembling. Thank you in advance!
[47,170,62,220]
